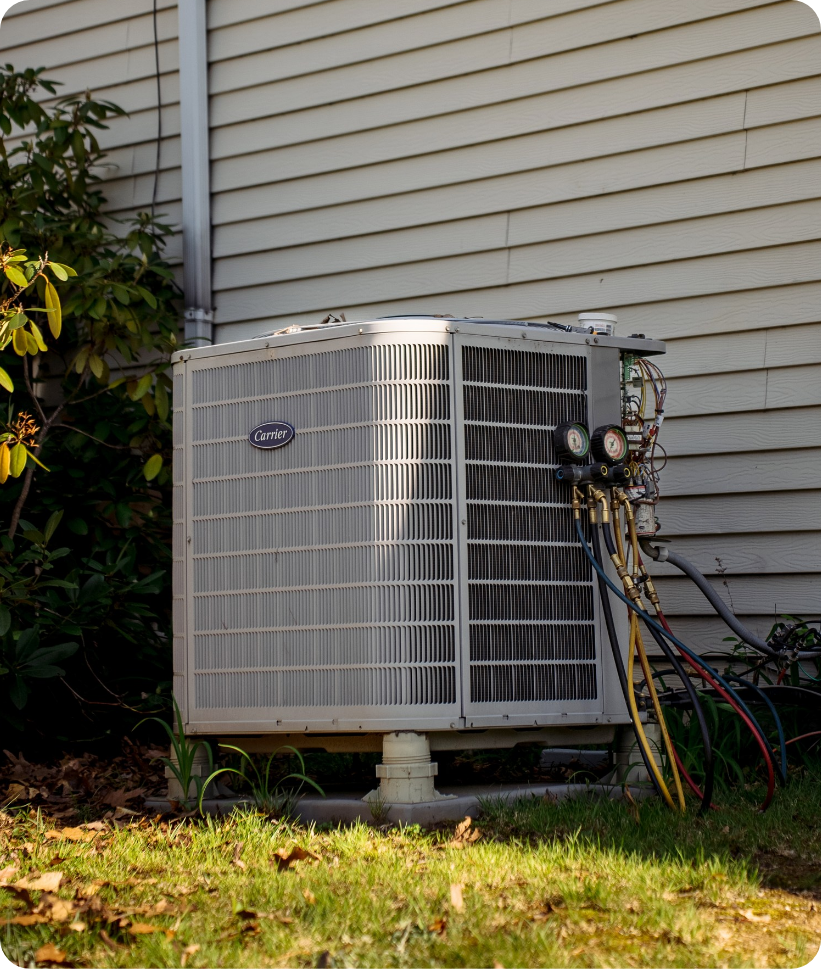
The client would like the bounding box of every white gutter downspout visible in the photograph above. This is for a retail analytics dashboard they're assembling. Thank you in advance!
[178,0,213,346]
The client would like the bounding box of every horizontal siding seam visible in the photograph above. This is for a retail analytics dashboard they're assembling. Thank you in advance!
[205,0,787,99]
[205,0,626,64]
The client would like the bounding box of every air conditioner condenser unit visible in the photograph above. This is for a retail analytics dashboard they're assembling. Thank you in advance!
[171,317,665,795]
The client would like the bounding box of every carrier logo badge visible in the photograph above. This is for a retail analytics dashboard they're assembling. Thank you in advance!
[249,421,295,449]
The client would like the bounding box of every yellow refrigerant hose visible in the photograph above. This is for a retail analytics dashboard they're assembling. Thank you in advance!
[618,494,686,811]
[590,488,685,812]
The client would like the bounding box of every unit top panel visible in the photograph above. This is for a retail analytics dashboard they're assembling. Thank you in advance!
[171,317,666,366]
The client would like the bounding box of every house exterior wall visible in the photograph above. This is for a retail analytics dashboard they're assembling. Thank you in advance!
[0,0,182,264]
[2,0,820,659]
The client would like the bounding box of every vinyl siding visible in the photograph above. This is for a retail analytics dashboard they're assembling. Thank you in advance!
[2,0,819,654]
[204,0,821,651]
[0,0,182,264]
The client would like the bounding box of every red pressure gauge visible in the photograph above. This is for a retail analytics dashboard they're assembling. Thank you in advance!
[591,425,630,465]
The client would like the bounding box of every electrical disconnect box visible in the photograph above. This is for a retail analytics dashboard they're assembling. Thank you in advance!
[171,316,665,751]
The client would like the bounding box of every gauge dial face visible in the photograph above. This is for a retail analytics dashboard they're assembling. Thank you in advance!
[602,427,629,462]
[566,426,587,456]
[553,422,590,463]
[591,424,629,465]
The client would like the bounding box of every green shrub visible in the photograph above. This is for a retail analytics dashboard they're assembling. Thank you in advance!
[0,65,180,744]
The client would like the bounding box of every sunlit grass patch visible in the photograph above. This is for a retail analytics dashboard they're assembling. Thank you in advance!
[2,780,821,968]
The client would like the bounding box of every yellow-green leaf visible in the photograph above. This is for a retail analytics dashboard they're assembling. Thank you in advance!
[144,453,162,481]
[26,448,50,472]
[131,373,152,401]
[24,332,38,355]
[44,279,62,338]
[89,353,104,379]
[9,443,27,478]
[155,380,169,422]
[142,393,155,417]
[12,328,27,356]
[4,265,28,288]
[0,367,13,393]
[0,444,9,484]
[74,347,89,375]
[48,262,68,281]
[29,322,47,353]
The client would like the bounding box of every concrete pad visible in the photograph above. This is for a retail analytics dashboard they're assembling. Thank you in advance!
[540,748,610,769]
[144,780,653,825]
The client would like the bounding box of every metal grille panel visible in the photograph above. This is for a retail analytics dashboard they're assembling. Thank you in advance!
[188,342,457,713]
[462,345,597,706]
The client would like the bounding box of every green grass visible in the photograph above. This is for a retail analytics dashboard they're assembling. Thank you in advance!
[2,778,821,968]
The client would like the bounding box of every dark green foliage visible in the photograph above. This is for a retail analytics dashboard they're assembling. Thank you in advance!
[0,64,180,745]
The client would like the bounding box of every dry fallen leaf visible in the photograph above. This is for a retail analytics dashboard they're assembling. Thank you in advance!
[7,913,50,925]
[41,894,75,922]
[450,883,464,912]
[0,864,19,884]
[303,888,317,905]
[82,821,107,832]
[3,782,27,805]
[69,921,87,932]
[738,910,771,923]
[113,806,140,820]
[428,916,447,935]
[34,942,66,964]
[447,816,481,848]
[103,787,146,808]
[78,880,108,897]
[623,787,641,825]
[129,921,164,935]
[15,871,63,892]
[181,943,200,968]
[273,845,318,871]
[45,828,94,843]
[231,841,246,870]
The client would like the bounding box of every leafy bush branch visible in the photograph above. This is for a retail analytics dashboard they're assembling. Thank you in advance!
[0,64,180,736]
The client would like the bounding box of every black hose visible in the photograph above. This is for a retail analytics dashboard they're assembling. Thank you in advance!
[588,523,663,797]
[578,520,780,810]
[601,521,714,814]
[640,542,821,661]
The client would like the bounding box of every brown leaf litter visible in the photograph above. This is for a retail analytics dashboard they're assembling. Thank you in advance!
[435,816,481,850]
[0,740,164,823]
[272,845,319,871]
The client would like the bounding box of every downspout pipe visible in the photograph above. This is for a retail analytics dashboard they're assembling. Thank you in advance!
[178,0,213,347]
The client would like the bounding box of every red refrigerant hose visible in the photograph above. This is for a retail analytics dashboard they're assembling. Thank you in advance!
[654,604,776,812]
